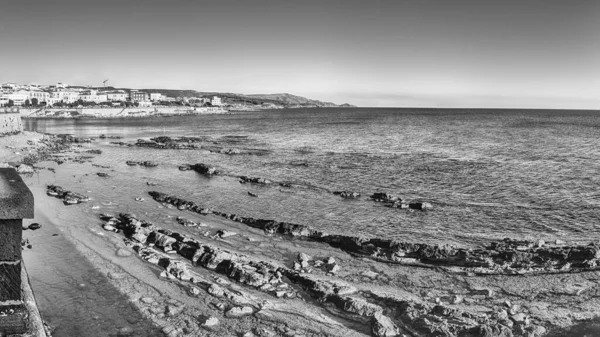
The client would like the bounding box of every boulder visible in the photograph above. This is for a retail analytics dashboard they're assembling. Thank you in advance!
[16,164,34,174]
[225,306,253,317]
[371,313,400,337]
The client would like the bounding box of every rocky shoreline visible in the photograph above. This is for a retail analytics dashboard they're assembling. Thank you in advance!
[6,131,600,337]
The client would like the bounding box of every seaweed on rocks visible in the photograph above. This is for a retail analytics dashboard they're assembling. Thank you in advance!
[147,190,600,275]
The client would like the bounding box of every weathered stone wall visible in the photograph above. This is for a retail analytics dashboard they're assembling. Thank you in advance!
[0,168,34,334]
[0,113,23,134]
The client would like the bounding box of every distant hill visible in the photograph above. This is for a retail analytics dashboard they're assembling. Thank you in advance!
[244,93,340,107]
[68,86,356,108]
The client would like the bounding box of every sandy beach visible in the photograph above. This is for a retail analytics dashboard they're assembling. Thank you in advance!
[3,128,600,337]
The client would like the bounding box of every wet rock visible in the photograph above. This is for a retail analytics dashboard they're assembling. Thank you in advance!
[408,202,433,211]
[190,163,219,176]
[239,176,271,184]
[97,172,110,177]
[370,192,400,202]
[126,160,158,167]
[248,191,258,197]
[46,185,90,205]
[333,191,361,199]
[176,216,198,227]
[225,306,253,317]
[28,223,42,230]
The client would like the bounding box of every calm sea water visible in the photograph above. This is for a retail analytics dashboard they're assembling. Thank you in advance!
[24,108,600,247]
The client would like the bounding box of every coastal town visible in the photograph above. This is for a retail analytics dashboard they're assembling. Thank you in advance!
[0,81,224,109]
[0,82,351,116]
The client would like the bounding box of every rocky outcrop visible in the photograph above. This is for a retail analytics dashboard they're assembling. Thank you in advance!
[370,192,433,211]
[333,191,361,199]
[147,191,600,275]
[135,139,199,150]
[46,185,90,205]
[56,134,93,143]
[239,176,271,184]
[104,213,290,295]
[190,163,219,176]
[125,161,159,167]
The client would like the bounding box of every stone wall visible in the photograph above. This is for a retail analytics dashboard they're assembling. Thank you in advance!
[0,113,23,134]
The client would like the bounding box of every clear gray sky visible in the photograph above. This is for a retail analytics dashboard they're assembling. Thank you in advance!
[1,0,599,108]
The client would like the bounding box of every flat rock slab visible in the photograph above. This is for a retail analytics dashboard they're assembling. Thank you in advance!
[0,168,34,219]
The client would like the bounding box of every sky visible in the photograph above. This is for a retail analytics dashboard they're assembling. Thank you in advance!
[0,0,599,108]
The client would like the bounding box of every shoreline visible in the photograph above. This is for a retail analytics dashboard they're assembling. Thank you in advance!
[18,107,233,120]
[4,130,600,336]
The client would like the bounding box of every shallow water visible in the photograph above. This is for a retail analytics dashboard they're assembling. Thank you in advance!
[25,108,600,246]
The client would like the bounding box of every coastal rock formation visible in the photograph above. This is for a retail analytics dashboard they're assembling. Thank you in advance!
[125,160,158,167]
[333,191,361,199]
[239,176,271,184]
[56,134,93,143]
[370,192,400,203]
[147,191,600,275]
[190,163,219,176]
[46,185,90,205]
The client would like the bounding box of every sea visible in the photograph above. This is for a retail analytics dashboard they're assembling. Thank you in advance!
[25,108,600,246]
[21,107,600,336]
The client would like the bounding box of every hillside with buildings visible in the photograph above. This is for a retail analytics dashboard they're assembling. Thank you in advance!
[0,82,355,110]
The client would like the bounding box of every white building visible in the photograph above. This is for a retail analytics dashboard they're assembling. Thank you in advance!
[150,93,163,101]
[211,96,222,106]
[1,92,29,106]
[25,90,50,103]
[56,82,67,89]
[79,90,108,103]
[52,90,79,103]
[1,83,17,90]
[104,91,128,101]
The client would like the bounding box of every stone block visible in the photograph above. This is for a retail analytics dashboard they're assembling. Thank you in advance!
[0,168,34,219]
